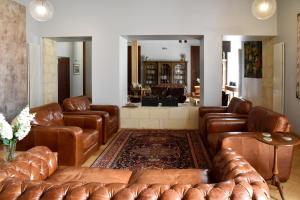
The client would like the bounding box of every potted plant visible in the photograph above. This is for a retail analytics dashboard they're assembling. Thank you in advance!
[0,106,35,161]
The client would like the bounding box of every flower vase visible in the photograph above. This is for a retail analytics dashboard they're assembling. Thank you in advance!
[4,140,17,162]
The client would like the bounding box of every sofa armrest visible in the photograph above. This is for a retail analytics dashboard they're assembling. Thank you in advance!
[31,126,83,166]
[199,106,227,118]
[90,105,119,117]
[213,149,270,199]
[207,132,257,156]
[206,118,248,134]
[63,115,102,130]
[0,146,58,182]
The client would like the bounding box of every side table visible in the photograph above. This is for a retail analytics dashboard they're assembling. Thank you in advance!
[255,132,300,200]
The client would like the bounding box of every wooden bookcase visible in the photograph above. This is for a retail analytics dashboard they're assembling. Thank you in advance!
[143,61,187,87]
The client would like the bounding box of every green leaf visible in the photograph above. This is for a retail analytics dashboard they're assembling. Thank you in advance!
[2,139,10,146]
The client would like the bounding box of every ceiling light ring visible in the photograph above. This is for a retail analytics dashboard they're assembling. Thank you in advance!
[252,0,277,20]
[29,0,54,22]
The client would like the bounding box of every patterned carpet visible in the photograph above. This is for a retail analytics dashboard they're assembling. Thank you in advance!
[92,129,211,170]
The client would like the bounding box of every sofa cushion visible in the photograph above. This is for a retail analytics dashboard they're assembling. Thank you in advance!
[128,169,210,185]
[46,168,133,183]
[81,129,99,151]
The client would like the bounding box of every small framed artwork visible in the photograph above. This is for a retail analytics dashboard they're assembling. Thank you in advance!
[73,64,80,75]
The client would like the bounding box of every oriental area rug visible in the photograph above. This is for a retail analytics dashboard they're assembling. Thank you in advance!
[91,129,211,170]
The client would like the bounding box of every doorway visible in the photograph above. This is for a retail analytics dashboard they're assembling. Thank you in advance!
[41,37,92,105]
[124,35,203,105]
[222,35,275,108]
[58,57,70,104]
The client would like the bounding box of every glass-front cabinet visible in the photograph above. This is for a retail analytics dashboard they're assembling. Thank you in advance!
[143,61,187,87]
[158,62,172,84]
[173,63,187,85]
[143,61,158,86]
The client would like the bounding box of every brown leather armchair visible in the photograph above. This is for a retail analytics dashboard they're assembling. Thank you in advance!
[199,97,252,137]
[63,96,120,144]
[220,136,294,183]
[205,106,293,182]
[0,146,270,199]
[17,103,102,166]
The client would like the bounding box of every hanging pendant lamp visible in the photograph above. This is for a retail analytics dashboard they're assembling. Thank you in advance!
[29,0,54,22]
[252,0,277,20]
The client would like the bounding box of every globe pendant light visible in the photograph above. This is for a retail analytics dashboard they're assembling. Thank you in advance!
[252,0,277,20]
[29,0,54,22]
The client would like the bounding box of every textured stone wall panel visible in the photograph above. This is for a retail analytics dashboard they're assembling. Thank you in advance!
[0,0,27,121]
[43,38,58,104]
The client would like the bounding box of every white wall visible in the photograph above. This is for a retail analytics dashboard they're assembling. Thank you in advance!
[71,42,83,97]
[57,42,73,58]
[140,40,201,93]
[119,37,129,105]
[277,0,300,133]
[22,0,277,106]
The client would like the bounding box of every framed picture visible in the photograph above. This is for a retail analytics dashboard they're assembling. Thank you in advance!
[73,64,80,75]
[297,13,300,99]
[244,41,263,78]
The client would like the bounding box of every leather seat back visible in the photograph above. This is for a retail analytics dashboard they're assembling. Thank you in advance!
[227,97,252,114]
[31,103,64,126]
[247,106,291,133]
[63,96,91,111]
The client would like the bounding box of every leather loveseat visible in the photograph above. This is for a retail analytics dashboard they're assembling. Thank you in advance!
[0,146,269,199]
[63,96,120,144]
[205,106,293,182]
[17,103,102,166]
[199,97,252,138]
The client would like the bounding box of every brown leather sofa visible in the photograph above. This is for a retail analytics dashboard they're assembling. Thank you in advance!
[17,103,102,166]
[63,96,120,144]
[205,106,293,182]
[0,146,269,199]
[199,97,252,137]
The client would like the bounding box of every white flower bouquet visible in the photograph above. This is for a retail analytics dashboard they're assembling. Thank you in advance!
[0,106,35,161]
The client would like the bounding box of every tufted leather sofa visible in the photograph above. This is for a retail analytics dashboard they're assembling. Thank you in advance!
[205,106,293,182]
[0,146,269,199]
[17,103,102,166]
[199,97,252,138]
[63,96,120,144]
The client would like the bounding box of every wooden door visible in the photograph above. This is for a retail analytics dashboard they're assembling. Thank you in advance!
[58,57,70,104]
[191,46,200,90]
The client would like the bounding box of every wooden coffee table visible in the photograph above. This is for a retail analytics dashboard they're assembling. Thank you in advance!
[255,132,300,200]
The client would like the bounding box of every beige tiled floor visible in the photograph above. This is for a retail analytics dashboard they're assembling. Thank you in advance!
[82,130,300,199]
